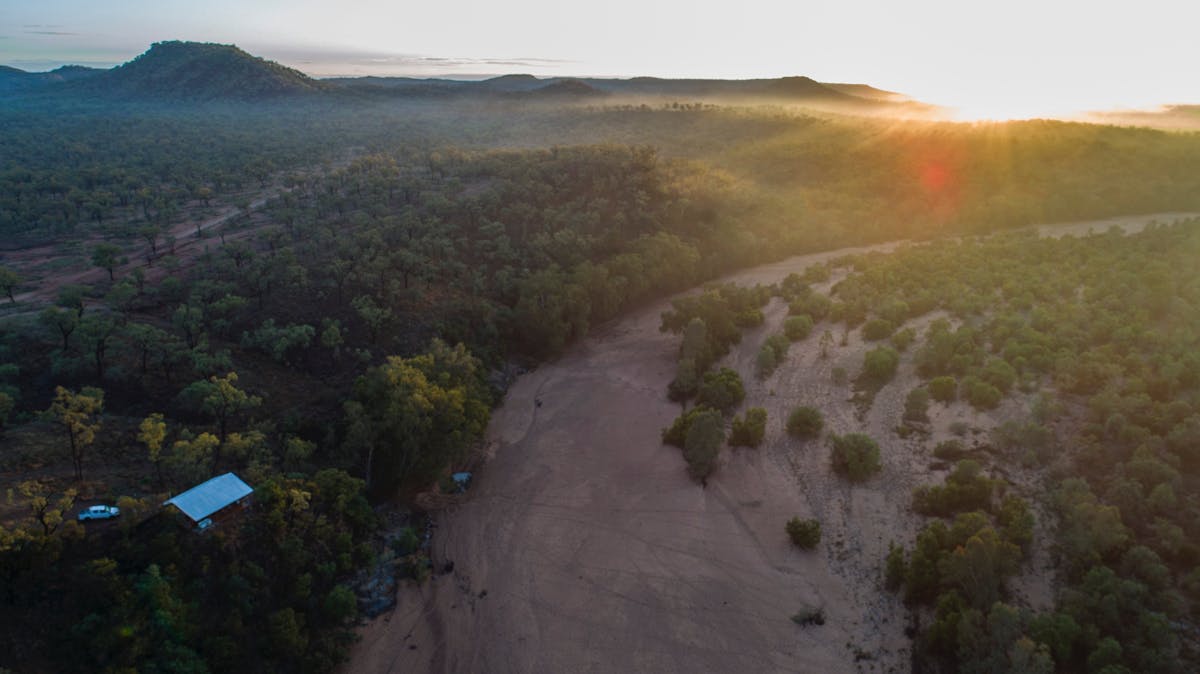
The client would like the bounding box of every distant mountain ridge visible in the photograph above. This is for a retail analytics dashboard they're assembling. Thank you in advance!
[2,41,905,107]
[325,73,881,105]
[0,64,104,92]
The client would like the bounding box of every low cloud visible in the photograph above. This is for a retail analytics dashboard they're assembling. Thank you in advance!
[342,53,571,70]
[258,46,574,77]
[24,30,80,36]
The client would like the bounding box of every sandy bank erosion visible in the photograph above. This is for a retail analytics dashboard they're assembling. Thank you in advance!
[345,211,1196,674]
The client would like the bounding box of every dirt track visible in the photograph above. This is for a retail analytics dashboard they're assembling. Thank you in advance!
[4,192,279,307]
[345,211,1198,674]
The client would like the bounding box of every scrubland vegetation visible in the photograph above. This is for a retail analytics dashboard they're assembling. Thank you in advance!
[656,220,1200,672]
[3,60,1200,672]
[830,223,1200,673]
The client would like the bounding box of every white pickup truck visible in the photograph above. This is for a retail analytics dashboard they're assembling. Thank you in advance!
[77,504,121,521]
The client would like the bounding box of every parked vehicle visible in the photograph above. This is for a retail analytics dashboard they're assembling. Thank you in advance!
[77,504,121,521]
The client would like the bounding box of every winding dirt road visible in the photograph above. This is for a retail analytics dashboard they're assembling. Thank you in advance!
[4,192,280,307]
[345,212,1198,674]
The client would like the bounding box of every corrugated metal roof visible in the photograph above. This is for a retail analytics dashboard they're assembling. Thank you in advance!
[163,472,254,522]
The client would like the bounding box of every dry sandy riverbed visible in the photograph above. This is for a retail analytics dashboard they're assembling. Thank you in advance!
[344,211,1197,674]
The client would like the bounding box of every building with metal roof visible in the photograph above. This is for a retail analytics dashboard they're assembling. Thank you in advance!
[163,472,254,526]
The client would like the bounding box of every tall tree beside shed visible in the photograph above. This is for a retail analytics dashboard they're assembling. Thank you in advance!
[179,372,262,472]
[46,386,105,481]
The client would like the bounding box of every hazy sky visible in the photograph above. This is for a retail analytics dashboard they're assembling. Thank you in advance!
[3,0,1198,117]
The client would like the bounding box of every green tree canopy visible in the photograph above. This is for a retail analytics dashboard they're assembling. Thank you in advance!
[729,407,767,448]
[862,346,900,385]
[696,367,745,413]
[45,385,104,481]
[830,433,881,482]
[787,406,824,439]
[683,408,724,482]
[179,372,262,473]
[344,339,491,495]
[786,517,821,549]
[90,243,123,280]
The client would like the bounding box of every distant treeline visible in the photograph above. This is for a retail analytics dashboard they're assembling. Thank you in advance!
[4,98,1200,245]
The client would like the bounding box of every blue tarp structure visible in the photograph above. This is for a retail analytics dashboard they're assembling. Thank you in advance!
[451,472,473,492]
[163,472,254,523]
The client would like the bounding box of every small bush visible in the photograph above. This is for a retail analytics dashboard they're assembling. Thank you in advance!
[697,368,746,413]
[819,329,835,358]
[756,346,779,378]
[401,555,432,582]
[790,293,832,321]
[735,308,765,328]
[758,334,790,378]
[730,408,768,448]
[784,315,814,341]
[903,388,930,423]
[912,460,994,516]
[803,264,831,283]
[862,319,895,341]
[961,376,1002,410]
[991,420,1053,457]
[933,439,969,460]
[981,358,1017,393]
[780,273,808,299]
[862,347,900,384]
[662,406,716,447]
[833,300,867,327]
[878,299,910,325]
[786,517,821,549]
[765,333,790,359]
[928,376,957,403]
[667,358,700,402]
[787,406,824,439]
[791,605,826,627]
[684,408,726,481]
[830,433,882,481]
[890,327,916,352]
[393,527,420,556]
[997,495,1034,551]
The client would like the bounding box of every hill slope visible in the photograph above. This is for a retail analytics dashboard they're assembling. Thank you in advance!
[0,64,103,92]
[74,41,326,100]
[527,78,608,98]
